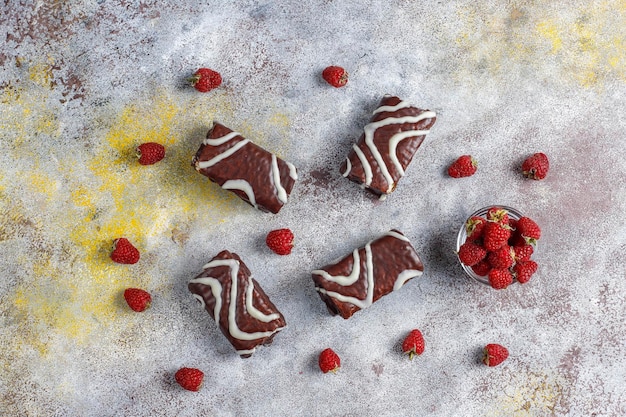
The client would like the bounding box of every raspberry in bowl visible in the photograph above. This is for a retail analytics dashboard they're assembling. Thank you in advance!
[456,205,541,289]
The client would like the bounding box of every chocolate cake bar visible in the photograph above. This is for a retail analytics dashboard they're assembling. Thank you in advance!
[189,250,286,357]
[340,95,436,198]
[312,230,424,319]
[192,123,298,214]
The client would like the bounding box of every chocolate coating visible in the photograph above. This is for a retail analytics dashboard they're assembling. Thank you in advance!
[312,230,424,319]
[189,250,286,357]
[340,95,436,196]
[192,123,297,213]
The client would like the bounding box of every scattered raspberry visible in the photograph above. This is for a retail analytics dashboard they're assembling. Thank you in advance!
[516,216,541,244]
[123,288,152,312]
[471,259,491,276]
[488,268,513,289]
[322,66,348,88]
[483,344,509,366]
[458,241,487,266]
[265,228,294,255]
[465,216,487,240]
[189,68,222,93]
[319,348,341,373]
[487,245,515,269]
[401,329,425,360]
[110,238,140,264]
[175,367,204,391]
[483,222,512,252]
[522,152,549,180]
[513,244,534,262]
[448,155,477,178]
[513,260,538,284]
[136,142,165,165]
[486,206,509,225]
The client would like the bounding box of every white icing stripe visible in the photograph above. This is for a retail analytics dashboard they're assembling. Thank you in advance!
[312,249,360,286]
[363,113,436,192]
[222,179,257,209]
[192,259,281,342]
[189,277,222,322]
[192,294,206,309]
[388,129,430,176]
[342,158,352,177]
[245,276,281,323]
[271,154,288,204]
[203,131,241,146]
[287,162,298,180]
[196,139,250,169]
[383,230,410,242]
[236,348,257,356]
[372,100,411,114]
[352,144,372,186]
[393,269,423,291]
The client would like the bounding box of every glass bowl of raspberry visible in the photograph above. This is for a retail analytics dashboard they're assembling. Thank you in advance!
[456,205,540,289]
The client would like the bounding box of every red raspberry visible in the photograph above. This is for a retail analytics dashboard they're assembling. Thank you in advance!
[516,216,541,244]
[401,329,425,360]
[110,238,140,264]
[513,260,538,284]
[487,245,515,269]
[513,244,534,262]
[483,344,509,366]
[265,228,294,255]
[488,268,513,289]
[136,142,165,165]
[123,288,152,312]
[483,222,511,251]
[322,66,348,88]
[189,68,222,93]
[175,367,204,391]
[458,241,487,266]
[470,259,491,276]
[318,348,341,373]
[465,216,487,240]
[448,155,477,178]
[486,206,509,225]
[522,152,549,180]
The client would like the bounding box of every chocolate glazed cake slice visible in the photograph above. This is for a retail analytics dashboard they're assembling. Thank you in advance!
[340,95,436,199]
[192,123,298,213]
[189,250,286,357]
[312,230,424,319]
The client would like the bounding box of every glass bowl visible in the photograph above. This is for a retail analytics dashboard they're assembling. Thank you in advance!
[456,205,526,286]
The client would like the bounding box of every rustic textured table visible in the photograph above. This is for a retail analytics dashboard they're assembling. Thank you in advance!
[1,1,625,416]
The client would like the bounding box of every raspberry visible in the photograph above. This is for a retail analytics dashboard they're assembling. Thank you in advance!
[522,152,549,180]
[189,68,222,93]
[513,244,534,262]
[401,329,425,360]
[513,260,538,284]
[488,268,513,289]
[110,238,140,264]
[487,245,515,269]
[318,348,341,373]
[483,344,509,366]
[123,288,152,312]
[265,228,294,255]
[483,222,511,251]
[458,241,487,266]
[465,216,487,240]
[175,367,204,391]
[136,142,165,165]
[448,155,477,178]
[470,259,491,276]
[486,207,509,225]
[516,216,541,244]
[322,66,348,88]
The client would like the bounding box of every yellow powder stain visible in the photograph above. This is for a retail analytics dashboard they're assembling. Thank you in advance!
[28,57,55,89]
[535,20,562,53]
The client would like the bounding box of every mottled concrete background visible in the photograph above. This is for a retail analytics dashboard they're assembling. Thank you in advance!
[1,1,625,416]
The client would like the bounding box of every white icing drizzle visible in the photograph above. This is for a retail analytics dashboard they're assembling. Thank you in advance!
[222,179,257,209]
[245,276,281,322]
[342,158,352,177]
[286,162,298,180]
[387,129,431,176]
[372,100,412,114]
[202,131,241,146]
[271,154,288,204]
[236,348,257,356]
[362,112,436,192]
[352,144,372,186]
[191,259,281,342]
[314,231,421,310]
[192,294,206,309]
[196,138,250,169]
